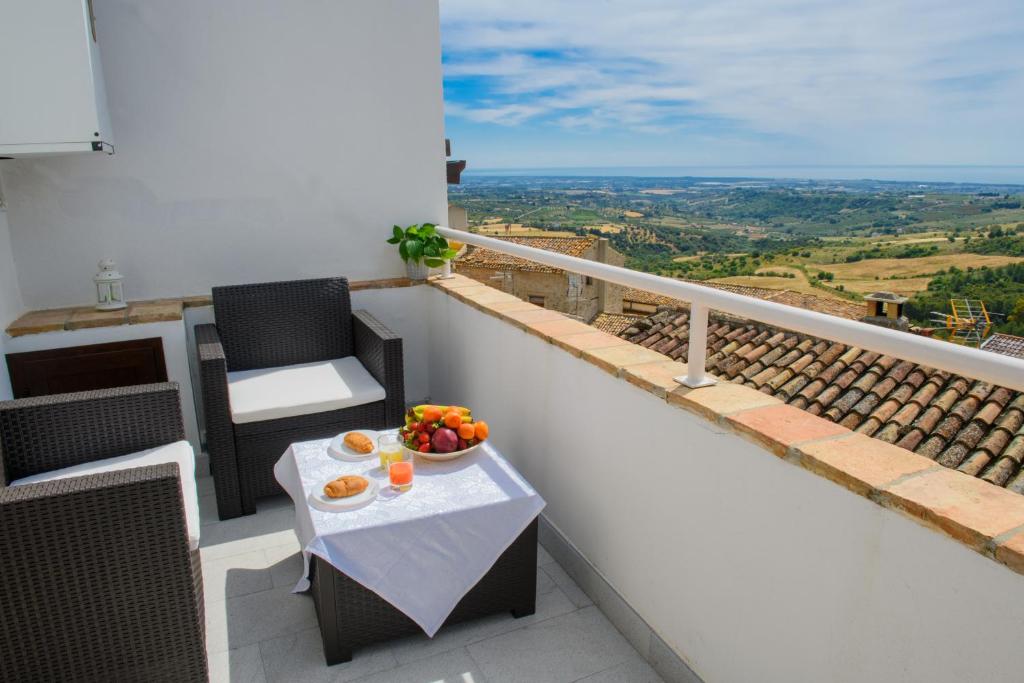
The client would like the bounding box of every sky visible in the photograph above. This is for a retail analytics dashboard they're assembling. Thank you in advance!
[439,0,1024,170]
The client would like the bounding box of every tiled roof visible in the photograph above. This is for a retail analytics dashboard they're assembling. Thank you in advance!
[590,312,645,336]
[622,308,1024,494]
[454,236,593,274]
[457,236,596,274]
[982,333,1024,360]
[623,282,864,320]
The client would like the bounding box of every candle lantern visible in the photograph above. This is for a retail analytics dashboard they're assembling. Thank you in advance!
[94,258,126,310]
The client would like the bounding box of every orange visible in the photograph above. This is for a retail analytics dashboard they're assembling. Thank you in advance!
[457,423,475,440]
[443,411,462,429]
[474,421,489,441]
[422,406,443,423]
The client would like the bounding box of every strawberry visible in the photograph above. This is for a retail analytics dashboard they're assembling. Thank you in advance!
[426,423,437,434]
[409,421,422,432]
[458,438,468,450]
[418,432,430,444]
[418,443,432,453]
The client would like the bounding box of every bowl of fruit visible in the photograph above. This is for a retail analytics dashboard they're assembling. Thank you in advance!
[400,404,489,462]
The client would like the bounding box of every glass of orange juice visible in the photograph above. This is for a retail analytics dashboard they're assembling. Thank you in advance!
[388,448,414,492]
[378,434,402,473]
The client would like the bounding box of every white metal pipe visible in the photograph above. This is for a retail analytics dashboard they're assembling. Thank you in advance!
[436,226,1024,392]
[680,302,716,388]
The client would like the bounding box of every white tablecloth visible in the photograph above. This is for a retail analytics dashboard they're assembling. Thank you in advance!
[273,433,545,637]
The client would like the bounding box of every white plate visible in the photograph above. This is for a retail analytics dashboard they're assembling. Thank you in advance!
[328,430,380,461]
[404,439,485,462]
[308,476,379,512]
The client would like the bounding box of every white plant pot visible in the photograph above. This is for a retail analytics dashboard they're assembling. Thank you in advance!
[405,260,430,280]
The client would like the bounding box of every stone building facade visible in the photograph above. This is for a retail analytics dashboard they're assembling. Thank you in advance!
[455,235,624,322]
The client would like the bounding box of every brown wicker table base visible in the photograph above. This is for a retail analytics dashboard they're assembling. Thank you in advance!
[309,518,538,664]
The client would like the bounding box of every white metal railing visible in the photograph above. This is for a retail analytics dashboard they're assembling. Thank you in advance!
[436,226,1024,392]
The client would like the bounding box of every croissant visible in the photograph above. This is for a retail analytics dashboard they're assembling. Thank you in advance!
[343,432,374,454]
[324,475,369,499]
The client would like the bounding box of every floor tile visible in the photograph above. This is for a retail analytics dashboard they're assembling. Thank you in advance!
[207,644,267,683]
[200,521,664,683]
[202,550,275,604]
[258,627,398,683]
[390,583,576,665]
[200,494,222,524]
[578,655,664,683]
[197,474,216,497]
[264,543,305,589]
[467,606,637,683]
[649,633,701,683]
[207,586,317,653]
[536,565,557,595]
[586,573,652,658]
[200,508,300,561]
[541,563,593,608]
[345,648,486,683]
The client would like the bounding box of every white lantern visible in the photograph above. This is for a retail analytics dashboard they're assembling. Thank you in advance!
[94,258,126,310]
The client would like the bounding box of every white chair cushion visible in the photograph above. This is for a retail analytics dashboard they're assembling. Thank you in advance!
[11,440,201,551]
[226,356,386,425]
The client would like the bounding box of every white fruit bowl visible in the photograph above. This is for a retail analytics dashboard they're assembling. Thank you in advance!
[403,440,485,462]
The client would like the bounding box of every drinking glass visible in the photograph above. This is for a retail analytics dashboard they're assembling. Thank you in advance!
[388,448,414,493]
[378,434,402,473]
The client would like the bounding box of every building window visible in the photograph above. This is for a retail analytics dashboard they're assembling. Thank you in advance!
[585,276,593,286]
[528,295,546,307]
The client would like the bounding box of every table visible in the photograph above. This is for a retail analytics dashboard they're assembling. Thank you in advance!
[274,433,545,663]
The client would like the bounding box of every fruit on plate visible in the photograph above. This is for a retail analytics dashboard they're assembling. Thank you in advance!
[400,404,488,454]
[411,404,470,423]
[432,427,458,453]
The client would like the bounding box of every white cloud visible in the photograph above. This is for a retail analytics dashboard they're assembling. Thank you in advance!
[440,0,1024,162]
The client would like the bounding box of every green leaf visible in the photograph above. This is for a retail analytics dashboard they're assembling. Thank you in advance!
[386,236,401,244]
[425,258,444,268]
[392,225,404,241]
[398,240,409,262]
[407,239,424,262]
[442,248,458,260]
[424,243,439,258]
[420,223,436,236]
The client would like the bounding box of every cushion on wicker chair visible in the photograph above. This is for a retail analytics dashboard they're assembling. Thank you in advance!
[10,440,201,550]
[226,356,386,425]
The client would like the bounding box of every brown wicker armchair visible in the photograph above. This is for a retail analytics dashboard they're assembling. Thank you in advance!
[0,383,207,683]
[196,277,405,520]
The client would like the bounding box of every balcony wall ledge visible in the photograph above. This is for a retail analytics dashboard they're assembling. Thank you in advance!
[432,272,1024,579]
[5,277,421,338]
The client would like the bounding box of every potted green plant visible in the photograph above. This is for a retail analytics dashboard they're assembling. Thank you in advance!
[387,223,458,280]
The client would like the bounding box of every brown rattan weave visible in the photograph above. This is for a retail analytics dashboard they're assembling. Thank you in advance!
[310,518,538,664]
[0,383,207,682]
[198,277,405,519]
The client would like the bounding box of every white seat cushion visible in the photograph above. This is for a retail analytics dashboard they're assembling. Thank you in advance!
[226,356,386,425]
[11,440,201,551]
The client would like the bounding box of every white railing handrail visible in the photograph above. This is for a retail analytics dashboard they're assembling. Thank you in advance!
[436,225,1024,392]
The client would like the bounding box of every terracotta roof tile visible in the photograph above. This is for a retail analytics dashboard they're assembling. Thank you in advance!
[620,306,1024,496]
[623,282,864,321]
[981,333,1024,360]
[590,312,644,336]
[458,236,596,273]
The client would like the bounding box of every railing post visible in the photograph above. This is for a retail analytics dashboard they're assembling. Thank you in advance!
[676,302,717,388]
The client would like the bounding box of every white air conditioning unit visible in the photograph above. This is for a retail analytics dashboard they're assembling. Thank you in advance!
[0,0,114,157]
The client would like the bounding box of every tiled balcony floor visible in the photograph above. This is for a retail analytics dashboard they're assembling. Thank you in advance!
[197,474,664,683]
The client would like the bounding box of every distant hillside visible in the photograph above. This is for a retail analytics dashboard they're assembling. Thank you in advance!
[906,263,1024,335]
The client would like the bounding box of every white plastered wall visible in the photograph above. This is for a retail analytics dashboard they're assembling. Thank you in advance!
[0,0,447,309]
[426,286,1024,683]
